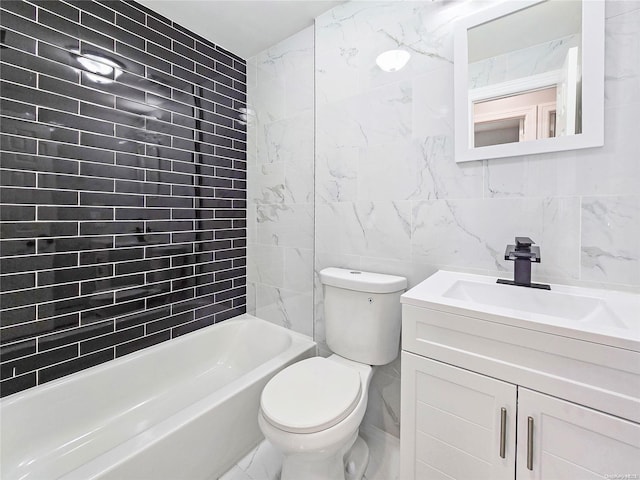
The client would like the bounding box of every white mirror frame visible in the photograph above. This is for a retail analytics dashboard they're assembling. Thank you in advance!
[454,0,605,163]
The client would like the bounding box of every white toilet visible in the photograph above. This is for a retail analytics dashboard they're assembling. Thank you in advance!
[258,267,407,480]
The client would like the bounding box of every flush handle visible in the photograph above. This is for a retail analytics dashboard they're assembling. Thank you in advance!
[499,407,507,459]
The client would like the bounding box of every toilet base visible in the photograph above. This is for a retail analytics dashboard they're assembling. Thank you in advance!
[279,432,369,480]
[345,436,369,480]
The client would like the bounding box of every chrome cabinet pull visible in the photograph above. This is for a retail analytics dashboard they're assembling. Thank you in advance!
[527,416,534,470]
[499,407,507,459]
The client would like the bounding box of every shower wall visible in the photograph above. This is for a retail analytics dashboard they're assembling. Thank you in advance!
[0,0,247,397]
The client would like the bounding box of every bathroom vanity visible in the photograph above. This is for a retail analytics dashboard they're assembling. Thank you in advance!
[400,270,640,479]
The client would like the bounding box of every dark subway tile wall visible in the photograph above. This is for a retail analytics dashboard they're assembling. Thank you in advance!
[0,0,247,397]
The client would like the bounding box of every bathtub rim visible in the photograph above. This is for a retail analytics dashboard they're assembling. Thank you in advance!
[0,313,313,406]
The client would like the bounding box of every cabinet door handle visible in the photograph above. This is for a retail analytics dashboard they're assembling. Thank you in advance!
[499,407,507,459]
[527,416,534,470]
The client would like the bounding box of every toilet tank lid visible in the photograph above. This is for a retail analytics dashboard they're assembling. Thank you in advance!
[319,267,407,293]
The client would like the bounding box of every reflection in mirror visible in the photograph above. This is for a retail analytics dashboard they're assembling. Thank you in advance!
[468,0,582,147]
[454,0,604,162]
[473,86,557,146]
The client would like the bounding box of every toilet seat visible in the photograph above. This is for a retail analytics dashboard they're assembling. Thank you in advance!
[260,357,362,434]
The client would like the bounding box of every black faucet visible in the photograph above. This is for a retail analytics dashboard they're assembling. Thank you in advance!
[497,237,550,290]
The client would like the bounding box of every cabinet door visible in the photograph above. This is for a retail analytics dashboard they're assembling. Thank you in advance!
[516,388,640,479]
[401,352,517,480]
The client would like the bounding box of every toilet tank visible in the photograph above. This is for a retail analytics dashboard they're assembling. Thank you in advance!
[320,268,407,365]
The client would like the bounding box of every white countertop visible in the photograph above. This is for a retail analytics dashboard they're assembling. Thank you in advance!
[401,270,640,352]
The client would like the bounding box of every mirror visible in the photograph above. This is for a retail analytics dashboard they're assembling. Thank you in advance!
[454,0,604,163]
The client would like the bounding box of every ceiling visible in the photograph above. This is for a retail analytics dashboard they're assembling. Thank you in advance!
[138,0,343,59]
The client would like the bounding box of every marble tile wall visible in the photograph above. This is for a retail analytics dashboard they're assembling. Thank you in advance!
[246,27,315,337]
[314,0,640,437]
[248,0,639,439]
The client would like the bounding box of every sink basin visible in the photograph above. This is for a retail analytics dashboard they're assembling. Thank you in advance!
[401,270,640,351]
[443,280,628,328]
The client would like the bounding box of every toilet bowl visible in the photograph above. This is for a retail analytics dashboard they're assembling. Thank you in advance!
[259,355,373,480]
[258,268,407,480]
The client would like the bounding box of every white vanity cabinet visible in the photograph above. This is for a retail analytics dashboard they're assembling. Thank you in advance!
[400,287,640,480]
[401,352,516,479]
[516,388,640,480]
[401,351,640,479]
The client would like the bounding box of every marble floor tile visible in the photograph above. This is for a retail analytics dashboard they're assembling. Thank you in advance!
[218,425,399,480]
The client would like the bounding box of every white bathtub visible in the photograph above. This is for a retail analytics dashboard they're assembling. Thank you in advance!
[0,314,316,480]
